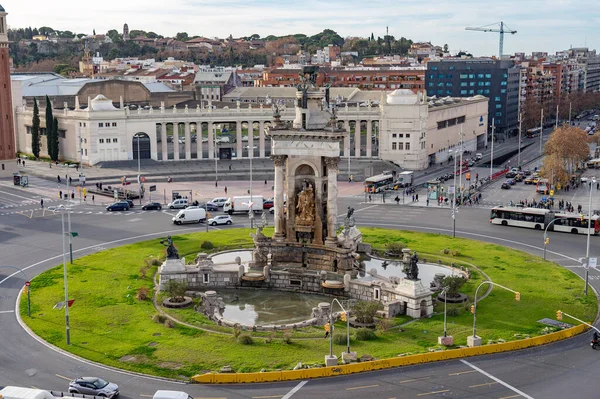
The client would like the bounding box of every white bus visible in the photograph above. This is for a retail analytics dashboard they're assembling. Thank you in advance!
[490,206,552,230]
[553,213,600,235]
[364,173,394,193]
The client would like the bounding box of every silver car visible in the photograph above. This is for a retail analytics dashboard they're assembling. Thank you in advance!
[69,377,119,398]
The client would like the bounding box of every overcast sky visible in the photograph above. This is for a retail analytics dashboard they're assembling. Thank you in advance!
[3,0,598,56]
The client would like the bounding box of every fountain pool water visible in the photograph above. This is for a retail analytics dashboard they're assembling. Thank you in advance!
[359,257,457,285]
[211,250,253,264]
[213,289,331,326]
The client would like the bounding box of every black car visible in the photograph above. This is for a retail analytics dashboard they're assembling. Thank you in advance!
[142,202,162,210]
[505,172,516,178]
[501,182,511,189]
[119,199,134,208]
[106,202,129,211]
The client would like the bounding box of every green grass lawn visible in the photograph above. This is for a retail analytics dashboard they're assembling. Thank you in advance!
[21,228,596,379]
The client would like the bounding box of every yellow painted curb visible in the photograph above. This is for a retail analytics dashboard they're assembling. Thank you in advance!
[192,324,587,384]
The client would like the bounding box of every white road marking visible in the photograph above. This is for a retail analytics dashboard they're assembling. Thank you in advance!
[128,218,142,222]
[0,310,15,313]
[281,380,308,399]
[460,359,534,399]
[0,189,40,201]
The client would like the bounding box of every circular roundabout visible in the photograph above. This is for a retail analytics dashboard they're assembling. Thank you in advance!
[19,227,597,380]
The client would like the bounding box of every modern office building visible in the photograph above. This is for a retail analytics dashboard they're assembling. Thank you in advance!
[425,59,520,135]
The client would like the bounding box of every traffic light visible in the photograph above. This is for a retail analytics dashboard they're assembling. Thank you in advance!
[324,323,331,338]
[580,214,585,221]
[544,237,550,245]
[556,310,563,320]
[470,304,475,314]
[515,292,521,301]
[340,312,347,322]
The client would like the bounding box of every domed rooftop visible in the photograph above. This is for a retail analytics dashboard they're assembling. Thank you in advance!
[386,89,418,105]
[90,94,117,111]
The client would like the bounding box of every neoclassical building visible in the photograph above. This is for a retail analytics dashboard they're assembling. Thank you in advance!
[12,87,488,170]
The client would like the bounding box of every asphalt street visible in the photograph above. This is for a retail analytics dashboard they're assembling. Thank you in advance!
[1,185,600,398]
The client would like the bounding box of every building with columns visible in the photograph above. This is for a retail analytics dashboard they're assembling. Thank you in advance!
[12,85,487,170]
[0,4,16,177]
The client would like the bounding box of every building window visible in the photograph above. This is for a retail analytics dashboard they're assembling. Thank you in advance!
[460,74,468,79]
[446,90,452,95]
[98,123,103,127]
[99,139,104,143]
[457,116,466,123]
[406,134,410,138]
[437,121,447,129]
[496,104,502,109]
[477,74,484,78]
[446,74,453,79]
[428,74,434,79]
[485,73,492,78]
[431,66,438,71]
[374,287,381,300]
[446,82,452,87]
[449,66,455,70]
[392,133,397,138]
[398,142,404,150]
[484,89,490,94]
[460,82,467,87]
[427,82,434,87]
[478,81,484,86]
[438,74,445,79]
[203,273,210,283]
[112,122,117,127]
[496,111,502,117]
[495,96,501,101]
[392,142,397,150]
[84,149,87,156]
[469,74,475,79]
[58,130,66,138]
[477,89,483,94]
[437,90,444,95]
[398,134,404,138]
[79,122,82,127]
[405,142,410,150]
[112,138,118,143]
[460,89,467,94]
[468,90,474,95]
[501,89,507,93]
[501,81,507,86]
[289,279,301,287]
[438,82,444,87]
[469,82,475,87]
[503,73,508,78]
[485,81,491,86]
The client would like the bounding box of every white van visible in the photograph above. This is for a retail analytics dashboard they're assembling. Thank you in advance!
[152,391,193,399]
[0,387,56,399]
[475,153,483,161]
[172,207,206,224]
[167,198,189,209]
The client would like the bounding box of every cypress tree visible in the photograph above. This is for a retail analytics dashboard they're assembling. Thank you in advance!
[31,98,41,158]
[45,95,53,159]
[52,117,60,161]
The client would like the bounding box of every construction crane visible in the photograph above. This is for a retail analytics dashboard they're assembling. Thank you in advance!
[465,21,516,58]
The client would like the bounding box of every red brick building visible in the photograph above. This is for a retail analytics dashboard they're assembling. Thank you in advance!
[0,5,16,176]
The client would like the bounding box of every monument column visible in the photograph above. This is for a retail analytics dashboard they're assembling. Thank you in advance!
[324,156,340,247]
[208,121,214,159]
[160,122,168,161]
[259,121,266,158]
[236,121,243,158]
[272,155,287,241]
[173,123,180,160]
[248,121,254,158]
[366,120,372,157]
[184,122,191,160]
[354,120,361,158]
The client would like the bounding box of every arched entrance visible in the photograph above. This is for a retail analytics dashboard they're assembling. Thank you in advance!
[133,133,151,160]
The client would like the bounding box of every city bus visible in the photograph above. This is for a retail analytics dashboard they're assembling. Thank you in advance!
[526,127,542,138]
[490,206,553,230]
[364,173,394,193]
[553,213,600,235]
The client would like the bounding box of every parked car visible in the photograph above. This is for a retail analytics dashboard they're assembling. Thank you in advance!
[106,202,129,211]
[69,377,119,398]
[167,198,189,209]
[505,172,516,178]
[208,215,233,226]
[507,179,516,185]
[501,182,511,189]
[194,202,218,211]
[142,202,162,210]
[269,207,275,214]
[119,199,134,208]
[263,199,274,209]
[208,197,229,208]
[523,169,532,176]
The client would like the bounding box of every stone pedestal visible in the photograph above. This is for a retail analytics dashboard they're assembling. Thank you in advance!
[467,335,482,347]
[342,351,357,363]
[325,355,338,367]
[160,258,186,273]
[394,278,433,318]
[438,335,454,346]
[337,226,362,252]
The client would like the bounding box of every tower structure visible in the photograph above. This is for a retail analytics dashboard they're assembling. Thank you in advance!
[123,23,130,41]
[0,4,16,177]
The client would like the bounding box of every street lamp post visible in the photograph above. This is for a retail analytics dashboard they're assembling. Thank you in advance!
[489,118,495,181]
[59,205,71,345]
[470,280,520,346]
[518,113,522,167]
[568,101,572,125]
[543,218,561,260]
[65,169,73,264]
[136,134,142,205]
[326,298,351,366]
[441,286,449,337]
[450,148,458,237]
[214,126,218,186]
[539,108,544,155]
[555,104,559,130]
[585,177,597,295]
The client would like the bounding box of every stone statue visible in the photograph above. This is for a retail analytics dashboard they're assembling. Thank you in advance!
[160,236,179,259]
[343,206,356,233]
[261,211,268,228]
[405,251,419,281]
[295,182,315,226]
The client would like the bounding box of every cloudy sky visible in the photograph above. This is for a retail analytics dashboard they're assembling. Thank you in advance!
[3,0,598,56]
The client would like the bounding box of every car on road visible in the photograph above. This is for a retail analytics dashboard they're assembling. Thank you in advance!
[194,202,218,211]
[523,169,532,176]
[142,202,162,210]
[106,202,129,211]
[263,199,274,209]
[269,207,275,214]
[513,174,523,182]
[468,160,475,167]
[475,153,483,161]
[167,198,189,209]
[119,199,134,208]
[69,377,119,398]
[507,179,516,185]
[505,172,516,178]
[208,215,233,226]
[501,182,511,189]
[208,197,229,208]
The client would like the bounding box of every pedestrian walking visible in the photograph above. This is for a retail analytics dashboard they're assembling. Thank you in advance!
[40,199,44,208]
[264,180,267,185]
[416,193,419,201]
[412,194,415,202]
[92,195,95,204]
[215,180,218,187]
[368,194,372,203]
[229,164,232,171]
[224,186,228,194]
[17,158,20,165]
[426,198,429,206]
[22,160,25,167]
[71,191,75,200]
[59,190,62,199]
[69,177,72,185]
[395,196,399,205]
[57,175,61,183]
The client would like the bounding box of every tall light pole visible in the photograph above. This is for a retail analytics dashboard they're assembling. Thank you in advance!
[489,118,495,180]
[517,113,522,166]
[249,143,254,229]
[458,127,464,207]
[59,205,71,345]
[555,104,559,129]
[451,149,458,237]
[585,177,596,295]
[214,125,218,186]
[65,169,73,264]
[470,280,520,346]
[568,101,572,125]
[136,133,142,205]
[539,108,544,154]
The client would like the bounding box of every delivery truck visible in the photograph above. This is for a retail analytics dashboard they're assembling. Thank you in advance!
[223,195,264,214]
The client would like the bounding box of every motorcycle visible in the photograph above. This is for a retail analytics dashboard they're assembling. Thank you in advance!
[592,339,600,350]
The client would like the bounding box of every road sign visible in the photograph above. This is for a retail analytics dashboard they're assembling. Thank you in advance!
[149,185,157,192]
[25,281,30,287]
[590,258,598,268]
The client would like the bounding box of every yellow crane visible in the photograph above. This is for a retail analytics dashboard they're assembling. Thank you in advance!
[465,21,516,58]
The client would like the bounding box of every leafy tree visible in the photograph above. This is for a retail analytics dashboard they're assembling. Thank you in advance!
[370,32,374,41]
[93,29,96,36]
[249,33,260,40]
[31,99,41,158]
[542,125,590,182]
[129,29,147,38]
[456,50,472,57]
[165,279,188,302]
[108,48,120,59]
[175,32,189,42]
[53,64,76,76]
[45,95,53,157]
[146,31,161,39]
[76,33,86,39]
[51,117,59,161]
[441,276,466,297]
[107,29,122,43]
[521,98,543,131]
[351,300,383,324]
[38,26,54,36]
[443,43,449,53]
